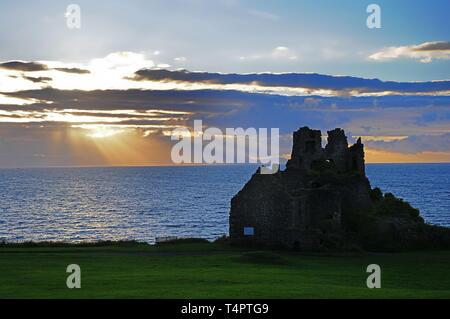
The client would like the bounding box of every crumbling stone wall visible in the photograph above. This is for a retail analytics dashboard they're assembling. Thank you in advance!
[230,127,370,250]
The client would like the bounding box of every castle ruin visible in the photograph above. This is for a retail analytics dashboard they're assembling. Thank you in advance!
[229,127,450,251]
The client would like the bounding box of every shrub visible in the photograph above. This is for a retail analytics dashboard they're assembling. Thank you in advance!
[370,187,383,201]
[376,193,420,219]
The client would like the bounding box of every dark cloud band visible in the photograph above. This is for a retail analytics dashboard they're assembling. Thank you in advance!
[413,41,450,52]
[0,61,90,74]
[131,69,450,94]
[54,67,91,74]
[22,76,52,83]
[0,61,49,72]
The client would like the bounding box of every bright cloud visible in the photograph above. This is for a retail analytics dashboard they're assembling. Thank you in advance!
[1,51,449,167]
[0,52,160,92]
[369,41,450,63]
[0,108,190,127]
[2,52,449,97]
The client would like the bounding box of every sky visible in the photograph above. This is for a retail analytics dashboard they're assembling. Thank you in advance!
[0,0,449,167]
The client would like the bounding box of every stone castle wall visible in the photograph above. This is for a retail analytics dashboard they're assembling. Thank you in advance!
[230,127,370,250]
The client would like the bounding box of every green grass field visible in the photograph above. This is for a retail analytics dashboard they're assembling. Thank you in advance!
[1,241,449,298]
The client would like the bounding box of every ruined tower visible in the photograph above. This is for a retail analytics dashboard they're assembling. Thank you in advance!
[286,127,323,170]
[230,127,371,250]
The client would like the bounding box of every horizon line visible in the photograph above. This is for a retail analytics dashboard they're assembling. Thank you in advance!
[1,162,449,170]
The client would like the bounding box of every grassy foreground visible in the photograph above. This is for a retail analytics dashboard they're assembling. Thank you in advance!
[0,240,449,298]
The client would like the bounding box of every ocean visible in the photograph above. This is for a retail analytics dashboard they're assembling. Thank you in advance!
[0,164,449,243]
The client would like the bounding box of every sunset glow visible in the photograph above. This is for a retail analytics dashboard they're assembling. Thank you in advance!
[0,1,449,168]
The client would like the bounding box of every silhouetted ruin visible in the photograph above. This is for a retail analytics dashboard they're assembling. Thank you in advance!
[230,127,450,251]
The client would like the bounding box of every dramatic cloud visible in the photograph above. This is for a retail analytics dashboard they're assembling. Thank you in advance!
[0,61,49,72]
[2,53,448,96]
[131,69,450,95]
[2,88,449,137]
[0,52,158,92]
[1,52,449,167]
[1,86,449,166]
[369,41,450,63]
